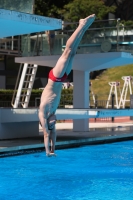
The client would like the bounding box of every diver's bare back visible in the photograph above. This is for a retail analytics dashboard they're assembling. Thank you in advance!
[40,80,62,117]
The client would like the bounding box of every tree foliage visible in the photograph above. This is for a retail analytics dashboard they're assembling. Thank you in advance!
[34,0,70,18]
[34,0,116,21]
[59,0,116,22]
[104,0,133,21]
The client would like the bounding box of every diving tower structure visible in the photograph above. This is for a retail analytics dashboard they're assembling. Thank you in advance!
[0,8,62,109]
[14,18,133,132]
[1,11,133,136]
[15,52,133,132]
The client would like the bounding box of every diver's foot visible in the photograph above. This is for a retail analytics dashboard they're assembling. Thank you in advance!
[46,152,57,157]
[79,14,95,29]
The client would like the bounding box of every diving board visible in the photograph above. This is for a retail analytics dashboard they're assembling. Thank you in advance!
[0,108,97,123]
[1,108,133,123]
[56,109,133,119]
[1,108,133,139]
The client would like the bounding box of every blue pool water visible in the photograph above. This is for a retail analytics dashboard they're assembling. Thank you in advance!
[1,141,133,200]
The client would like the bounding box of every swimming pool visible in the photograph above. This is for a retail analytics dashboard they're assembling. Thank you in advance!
[0,140,133,200]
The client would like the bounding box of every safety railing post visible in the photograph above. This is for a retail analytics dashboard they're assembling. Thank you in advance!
[111,93,115,122]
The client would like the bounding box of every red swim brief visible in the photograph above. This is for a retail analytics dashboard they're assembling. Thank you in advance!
[48,69,67,82]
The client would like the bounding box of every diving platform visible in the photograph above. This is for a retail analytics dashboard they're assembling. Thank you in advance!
[0,108,133,139]
[15,52,133,72]
[1,13,133,136]
[15,52,133,130]
[0,9,62,38]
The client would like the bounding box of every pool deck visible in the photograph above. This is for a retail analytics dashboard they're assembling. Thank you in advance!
[1,117,133,157]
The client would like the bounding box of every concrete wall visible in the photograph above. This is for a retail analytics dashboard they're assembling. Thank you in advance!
[0,108,39,139]
[0,122,39,139]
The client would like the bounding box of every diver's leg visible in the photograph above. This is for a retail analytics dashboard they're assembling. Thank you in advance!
[53,14,95,77]
[65,55,74,75]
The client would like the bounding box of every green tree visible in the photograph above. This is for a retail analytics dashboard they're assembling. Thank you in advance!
[34,0,70,18]
[34,0,116,21]
[58,0,116,22]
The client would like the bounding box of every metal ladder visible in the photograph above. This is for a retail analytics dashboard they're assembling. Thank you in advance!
[106,82,121,109]
[12,63,38,108]
[118,76,133,108]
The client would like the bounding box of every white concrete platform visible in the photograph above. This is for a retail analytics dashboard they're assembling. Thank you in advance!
[1,108,133,140]
[15,52,133,72]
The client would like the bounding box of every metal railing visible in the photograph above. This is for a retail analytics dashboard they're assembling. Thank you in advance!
[0,36,21,56]
[20,18,133,56]
[1,18,133,57]
[1,92,131,108]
